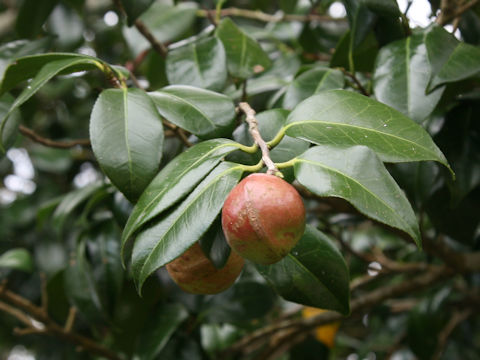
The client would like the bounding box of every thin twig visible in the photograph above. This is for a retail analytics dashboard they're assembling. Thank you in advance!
[437,0,479,25]
[112,0,168,57]
[238,102,279,175]
[64,307,77,332]
[340,68,370,96]
[197,8,345,23]
[19,125,90,149]
[0,287,121,360]
[433,308,474,360]
[40,273,48,316]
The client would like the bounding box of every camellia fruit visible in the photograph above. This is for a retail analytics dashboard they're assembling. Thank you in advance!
[166,242,244,294]
[221,173,306,265]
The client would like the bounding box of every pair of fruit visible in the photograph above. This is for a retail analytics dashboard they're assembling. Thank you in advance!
[167,173,306,294]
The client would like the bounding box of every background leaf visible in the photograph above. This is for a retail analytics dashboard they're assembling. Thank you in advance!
[256,225,350,315]
[373,31,445,123]
[89,88,164,202]
[216,18,272,79]
[15,0,59,38]
[285,90,451,172]
[0,248,34,272]
[120,0,155,26]
[425,25,480,91]
[131,162,244,292]
[0,94,20,155]
[149,85,235,139]
[134,303,188,360]
[294,145,421,246]
[166,37,227,92]
[282,67,344,110]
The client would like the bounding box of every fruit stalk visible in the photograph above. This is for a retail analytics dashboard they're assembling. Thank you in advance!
[238,102,280,176]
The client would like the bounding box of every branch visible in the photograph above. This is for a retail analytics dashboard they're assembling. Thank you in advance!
[238,102,279,176]
[0,286,121,360]
[197,8,344,23]
[223,265,453,357]
[433,308,473,360]
[19,125,91,149]
[339,68,370,96]
[437,0,479,26]
[112,0,168,57]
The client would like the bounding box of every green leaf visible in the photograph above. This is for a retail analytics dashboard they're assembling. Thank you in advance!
[0,54,103,151]
[285,90,452,173]
[256,225,350,315]
[294,145,421,246]
[282,67,345,110]
[0,53,101,95]
[64,241,106,323]
[166,37,227,92]
[425,25,480,91]
[0,94,20,155]
[373,32,445,123]
[148,85,235,139]
[123,2,198,54]
[216,18,272,79]
[121,139,241,264]
[120,0,155,26]
[362,0,401,17]
[0,248,34,272]
[330,30,378,72]
[90,88,164,202]
[0,38,52,85]
[131,162,244,293]
[199,216,231,269]
[52,182,106,234]
[134,303,189,360]
[15,0,59,38]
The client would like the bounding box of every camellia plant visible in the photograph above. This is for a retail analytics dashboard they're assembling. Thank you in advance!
[0,0,479,359]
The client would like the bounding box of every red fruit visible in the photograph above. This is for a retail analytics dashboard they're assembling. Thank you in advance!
[166,242,244,294]
[221,173,306,265]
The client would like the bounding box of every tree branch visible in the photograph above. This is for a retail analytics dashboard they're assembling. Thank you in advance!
[238,102,279,176]
[197,8,344,23]
[433,308,473,359]
[0,285,121,360]
[437,0,479,26]
[19,125,90,149]
[112,0,168,57]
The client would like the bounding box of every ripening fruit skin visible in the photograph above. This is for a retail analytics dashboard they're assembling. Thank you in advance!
[221,173,306,265]
[166,242,244,294]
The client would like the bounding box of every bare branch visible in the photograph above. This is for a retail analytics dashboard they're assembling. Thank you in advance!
[197,8,345,23]
[19,125,91,149]
[433,308,473,359]
[437,0,479,25]
[238,102,279,176]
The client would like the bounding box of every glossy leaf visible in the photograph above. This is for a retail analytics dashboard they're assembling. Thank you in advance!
[256,225,350,315]
[52,182,106,234]
[285,90,452,173]
[0,248,34,272]
[166,37,227,92]
[0,94,20,155]
[131,162,244,293]
[90,88,164,202]
[425,25,480,91]
[0,54,103,151]
[120,0,155,26]
[149,85,235,139]
[216,18,272,79]
[330,30,379,72]
[0,53,101,95]
[373,32,445,123]
[282,67,344,110]
[121,139,241,263]
[0,38,52,84]
[134,304,189,360]
[293,145,421,246]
